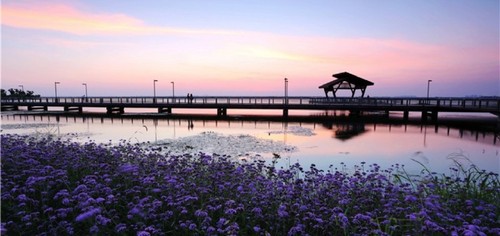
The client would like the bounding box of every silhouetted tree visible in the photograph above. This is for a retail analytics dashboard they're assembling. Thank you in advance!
[1,88,40,98]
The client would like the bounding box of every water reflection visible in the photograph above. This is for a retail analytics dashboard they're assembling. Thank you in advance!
[1,112,498,174]
[321,122,367,141]
[1,113,499,146]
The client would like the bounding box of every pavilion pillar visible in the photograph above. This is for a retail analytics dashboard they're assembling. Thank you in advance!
[360,87,367,97]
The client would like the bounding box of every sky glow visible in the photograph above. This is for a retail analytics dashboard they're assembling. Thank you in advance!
[2,0,499,97]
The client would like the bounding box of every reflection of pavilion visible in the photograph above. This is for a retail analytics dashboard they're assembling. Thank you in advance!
[322,122,367,141]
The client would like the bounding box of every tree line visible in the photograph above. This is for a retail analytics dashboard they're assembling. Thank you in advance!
[1,88,40,98]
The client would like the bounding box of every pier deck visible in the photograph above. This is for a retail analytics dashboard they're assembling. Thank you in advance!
[1,96,499,121]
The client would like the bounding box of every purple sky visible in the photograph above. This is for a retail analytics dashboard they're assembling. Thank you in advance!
[2,0,499,97]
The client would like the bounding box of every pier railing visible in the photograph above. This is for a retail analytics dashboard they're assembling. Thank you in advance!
[1,96,499,114]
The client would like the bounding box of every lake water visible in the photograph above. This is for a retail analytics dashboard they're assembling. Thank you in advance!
[1,110,499,175]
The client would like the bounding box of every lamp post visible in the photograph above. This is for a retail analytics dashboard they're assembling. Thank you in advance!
[82,83,88,99]
[54,82,60,102]
[153,79,158,103]
[171,81,175,102]
[426,80,432,104]
[284,78,288,105]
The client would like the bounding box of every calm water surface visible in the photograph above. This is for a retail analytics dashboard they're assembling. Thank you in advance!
[1,110,499,175]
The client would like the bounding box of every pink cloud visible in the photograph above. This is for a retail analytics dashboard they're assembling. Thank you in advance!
[1,3,237,36]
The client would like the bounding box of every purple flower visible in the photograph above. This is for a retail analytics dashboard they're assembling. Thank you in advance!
[217,218,228,228]
[137,231,150,236]
[61,198,70,205]
[207,226,216,233]
[21,215,31,222]
[251,207,262,216]
[16,194,27,202]
[73,184,88,193]
[119,164,139,173]
[115,223,127,233]
[96,215,111,226]
[95,197,105,204]
[1,223,6,234]
[278,204,289,218]
[129,207,140,215]
[408,213,417,221]
[225,208,237,215]
[152,188,162,193]
[195,209,208,218]
[288,224,305,235]
[404,195,417,202]
[337,213,349,227]
[89,225,99,234]
[1,134,499,235]
[75,208,101,222]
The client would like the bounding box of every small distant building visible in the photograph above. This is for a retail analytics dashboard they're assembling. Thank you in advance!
[319,72,374,98]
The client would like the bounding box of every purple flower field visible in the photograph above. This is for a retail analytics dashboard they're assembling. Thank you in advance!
[1,134,499,235]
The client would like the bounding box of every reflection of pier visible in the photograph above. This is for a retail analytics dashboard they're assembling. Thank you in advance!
[1,113,498,146]
[1,96,499,121]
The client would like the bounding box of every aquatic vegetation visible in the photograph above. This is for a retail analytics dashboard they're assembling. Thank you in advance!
[1,134,499,235]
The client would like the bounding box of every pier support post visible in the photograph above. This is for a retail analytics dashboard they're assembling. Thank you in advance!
[106,106,124,114]
[158,107,172,114]
[421,111,428,122]
[349,110,360,117]
[283,109,288,117]
[217,108,227,116]
[1,105,19,111]
[28,105,48,111]
[431,111,438,122]
[496,115,500,132]
[403,111,409,120]
[421,110,438,122]
[64,106,83,113]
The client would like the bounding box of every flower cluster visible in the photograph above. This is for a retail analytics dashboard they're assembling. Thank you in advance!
[1,134,498,235]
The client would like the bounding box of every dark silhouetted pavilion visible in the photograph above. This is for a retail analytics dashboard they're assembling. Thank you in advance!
[319,72,374,98]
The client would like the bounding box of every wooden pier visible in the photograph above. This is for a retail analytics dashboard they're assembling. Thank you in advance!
[1,96,499,121]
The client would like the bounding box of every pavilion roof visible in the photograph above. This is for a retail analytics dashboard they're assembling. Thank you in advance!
[319,72,374,89]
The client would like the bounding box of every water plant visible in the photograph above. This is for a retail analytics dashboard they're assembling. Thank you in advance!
[1,134,498,235]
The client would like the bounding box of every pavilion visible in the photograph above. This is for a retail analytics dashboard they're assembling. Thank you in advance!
[319,72,374,98]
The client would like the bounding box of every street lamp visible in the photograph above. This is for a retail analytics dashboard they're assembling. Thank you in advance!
[284,78,288,105]
[54,82,60,102]
[426,80,432,104]
[153,79,158,103]
[171,81,175,101]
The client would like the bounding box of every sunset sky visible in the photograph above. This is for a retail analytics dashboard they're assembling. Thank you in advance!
[2,0,499,97]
